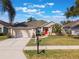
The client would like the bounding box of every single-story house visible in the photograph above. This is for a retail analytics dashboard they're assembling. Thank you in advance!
[0,20,9,34]
[62,20,79,35]
[0,20,55,38]
[11,20,55,38]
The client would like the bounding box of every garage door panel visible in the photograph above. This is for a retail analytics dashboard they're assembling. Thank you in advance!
[21,30,28,37]
[15,30,31,38]
[15,30,23,38]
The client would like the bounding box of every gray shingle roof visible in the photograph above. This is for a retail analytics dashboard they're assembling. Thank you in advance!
[0,20,10,27]
[14,20,48,28]
[63,20,79,28]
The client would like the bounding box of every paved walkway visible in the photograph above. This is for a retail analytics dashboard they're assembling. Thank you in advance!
[0,38,31,59]
[24,46,79,50]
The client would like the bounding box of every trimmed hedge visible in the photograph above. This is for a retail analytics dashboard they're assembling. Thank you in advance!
[0,33,7,36]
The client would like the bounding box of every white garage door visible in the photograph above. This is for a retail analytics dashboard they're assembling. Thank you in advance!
[15,30,30,38]
[21,30,29,37]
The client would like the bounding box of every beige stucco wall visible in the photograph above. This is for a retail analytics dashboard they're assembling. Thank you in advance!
[10,28,35,38]
[0,24,4,27]
[28,29,35,38]
[48,27,52,35]
[0,24,4,33]
[9,28,16,37]
[48,26,56,35]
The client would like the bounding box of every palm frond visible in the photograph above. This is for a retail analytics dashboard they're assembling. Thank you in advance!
[2,0,16,25]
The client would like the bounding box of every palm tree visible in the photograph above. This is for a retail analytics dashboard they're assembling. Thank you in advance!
[2,0,16,25]
[1,0,16,37]
[65,0,79,18]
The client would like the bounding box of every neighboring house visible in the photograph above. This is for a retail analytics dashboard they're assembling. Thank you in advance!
[0,20,9,34]
[62,20,79,35]
[11,20,55,38]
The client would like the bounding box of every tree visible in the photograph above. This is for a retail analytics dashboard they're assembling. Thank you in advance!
[61,20,72,25]
[65,0,79,18]
[27,17,36,22]
[52,24,62,35]
[0,0,16,37]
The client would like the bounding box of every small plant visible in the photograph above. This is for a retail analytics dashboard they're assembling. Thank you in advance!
[52,24,62,35]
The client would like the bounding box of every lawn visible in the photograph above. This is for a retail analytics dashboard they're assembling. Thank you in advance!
[24,50,79,59]
[0,36,8,41]
[27,36,79,46]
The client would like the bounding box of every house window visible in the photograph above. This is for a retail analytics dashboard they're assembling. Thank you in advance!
[3,27,8,34]
[0,28,2,33]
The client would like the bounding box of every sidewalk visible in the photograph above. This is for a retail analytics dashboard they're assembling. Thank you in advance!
[24,46,79,50]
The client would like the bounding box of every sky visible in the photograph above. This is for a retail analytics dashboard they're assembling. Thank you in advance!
[0,0,78,23]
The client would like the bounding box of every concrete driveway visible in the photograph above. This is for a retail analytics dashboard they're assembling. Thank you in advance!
[0,38,31,59]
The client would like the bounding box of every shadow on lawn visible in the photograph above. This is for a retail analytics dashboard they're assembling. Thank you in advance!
[39,50,46,54]
[72,35,79,39]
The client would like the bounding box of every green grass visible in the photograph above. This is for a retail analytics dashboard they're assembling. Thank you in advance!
[24,50,79,59]
[0,36,8,41]
[27,36,79,46]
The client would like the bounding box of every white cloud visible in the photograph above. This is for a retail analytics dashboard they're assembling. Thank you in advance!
[32,3,54,8]
[23,3,32,5]
[16,7,38,13]
[35,11,45,15]
[42,15,66,23]
[15,7,27,12]
[23,3,46,8]
[23,2,54,9]
[60,13,64,15]
[52,10,64,16]
[25,9,37,13]
[33,4,46,8]
[47,3,54,6]
[52,10,62,13]
[15,7,45,15]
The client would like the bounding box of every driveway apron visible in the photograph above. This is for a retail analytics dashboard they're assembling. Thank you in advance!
[0,38,31,59]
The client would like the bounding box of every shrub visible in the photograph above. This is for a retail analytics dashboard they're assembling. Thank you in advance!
[0,33,6,36]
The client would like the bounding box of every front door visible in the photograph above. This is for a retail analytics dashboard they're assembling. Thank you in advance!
[43,27,48,35]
